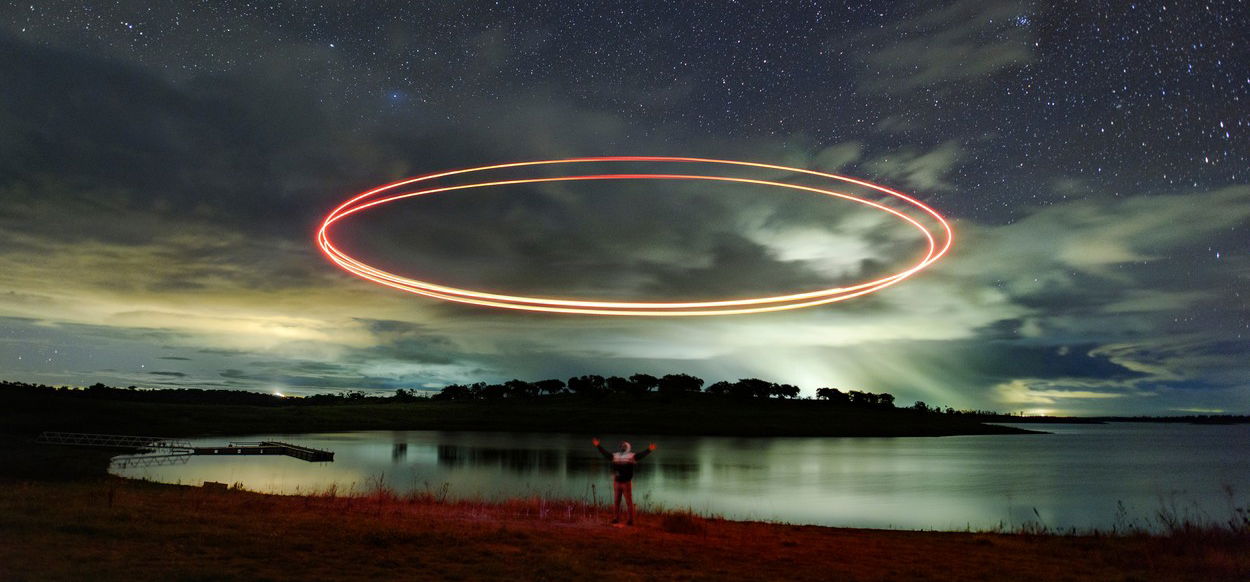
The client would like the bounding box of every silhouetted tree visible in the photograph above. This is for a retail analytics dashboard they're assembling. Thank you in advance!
[877,393,895,408]
[657,373,704,396]
[479,383,507,400]
[534,379,566,396]
[815,387,849,404]
[774,384,801,399]
[729,378,772,399]
[504,379,538,399]
[432,384,474,401]
[467,382,487,399]
[912,400,931,413]
[628,373,659,395]
[606,376,634,396]
[705,381,732,396]
[567,375,606,397]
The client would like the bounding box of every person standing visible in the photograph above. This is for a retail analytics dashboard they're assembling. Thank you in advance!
[593,437,656,526]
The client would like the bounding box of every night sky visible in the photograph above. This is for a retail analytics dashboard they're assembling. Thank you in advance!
[1,1,1247,414]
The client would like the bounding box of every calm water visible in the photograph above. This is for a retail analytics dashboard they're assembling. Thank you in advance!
[111,423,1250,531]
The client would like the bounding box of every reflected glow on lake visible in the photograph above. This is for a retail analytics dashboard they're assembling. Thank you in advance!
[111,423,1250,531]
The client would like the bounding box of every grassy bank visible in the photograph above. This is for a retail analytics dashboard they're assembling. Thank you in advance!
[1,387,1037,438]
[3,440,1246,581]
[1,473,1246,581]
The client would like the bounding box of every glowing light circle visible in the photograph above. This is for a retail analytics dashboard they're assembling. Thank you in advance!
[317,157,953,316]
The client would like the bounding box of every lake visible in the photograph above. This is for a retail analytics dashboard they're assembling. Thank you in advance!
[110,423,1250,532]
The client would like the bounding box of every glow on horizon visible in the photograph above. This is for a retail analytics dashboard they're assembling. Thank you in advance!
[316,156,954,316]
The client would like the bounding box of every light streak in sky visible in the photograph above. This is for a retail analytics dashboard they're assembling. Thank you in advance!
[316,157,954,316]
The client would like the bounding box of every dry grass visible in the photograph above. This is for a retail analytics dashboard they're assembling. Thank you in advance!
[659,510,710,536]
[1,477,1247,582]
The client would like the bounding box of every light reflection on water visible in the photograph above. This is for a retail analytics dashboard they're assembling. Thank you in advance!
[111,423,1250,531]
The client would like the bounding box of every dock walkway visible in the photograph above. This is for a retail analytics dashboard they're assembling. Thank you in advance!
[37,432,334,463]
[193,441,334,462]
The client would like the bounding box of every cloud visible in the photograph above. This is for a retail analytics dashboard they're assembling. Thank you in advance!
[852,0,1035,93]
[3,177,1246,409]
[865,141,965,191]
[810,141,865,171]
[993,380,1127,405]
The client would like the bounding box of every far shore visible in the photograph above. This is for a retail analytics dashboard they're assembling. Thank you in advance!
[2,385,1045,439]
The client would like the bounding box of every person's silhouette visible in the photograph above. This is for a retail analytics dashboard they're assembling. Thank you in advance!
[593,437,656,526]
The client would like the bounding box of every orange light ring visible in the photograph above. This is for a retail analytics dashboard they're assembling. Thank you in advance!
[321,174,937,303]
[318,163,949,313]
[317,172,935,309]
[316,157,954,316]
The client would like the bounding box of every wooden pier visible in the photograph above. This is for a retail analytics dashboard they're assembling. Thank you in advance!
[193,441,334,462]
[37,432,334,464]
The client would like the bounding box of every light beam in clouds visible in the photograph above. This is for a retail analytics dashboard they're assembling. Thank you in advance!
[317,157,954,316]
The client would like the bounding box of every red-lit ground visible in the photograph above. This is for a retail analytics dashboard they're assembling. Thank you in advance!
[1,477,1245,581]
[317,157,954,316]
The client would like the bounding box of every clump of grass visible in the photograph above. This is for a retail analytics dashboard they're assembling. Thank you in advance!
[1016,507,1052,535]
[292,474,617,525]
[1008,488,1250,542]
[404,480,451,504]
[658,509,708,535]
[1141,488,1250,550]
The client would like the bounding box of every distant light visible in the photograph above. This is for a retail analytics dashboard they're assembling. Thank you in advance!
[274,391,285,398]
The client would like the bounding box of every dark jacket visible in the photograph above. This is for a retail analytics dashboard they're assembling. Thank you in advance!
[596,444,652,483]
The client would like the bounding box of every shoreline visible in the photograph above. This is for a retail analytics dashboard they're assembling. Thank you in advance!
[4,475,1247,581]
[2,441,1247,581]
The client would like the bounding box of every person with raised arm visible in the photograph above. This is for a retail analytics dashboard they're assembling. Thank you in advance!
[592,437,656,526]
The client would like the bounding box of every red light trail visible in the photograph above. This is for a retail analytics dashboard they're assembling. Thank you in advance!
[316,157,954,316]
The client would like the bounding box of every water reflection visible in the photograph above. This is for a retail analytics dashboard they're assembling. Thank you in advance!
[111,424,1250,531]
[436,445,564,472]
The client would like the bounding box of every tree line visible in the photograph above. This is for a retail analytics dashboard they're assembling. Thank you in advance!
[0,377,910,412]
[0,377,998,416]
[430,374,897,406]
